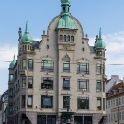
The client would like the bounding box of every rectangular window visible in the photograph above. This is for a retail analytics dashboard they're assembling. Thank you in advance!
[78,79,89,91]
[119,112,121,120]
[9,74,14,81]
[77,63,89,74]
[122,111,124,120]
[103,98,105,110]
[119,97,121,105]
[63,62,70,72]
[22,60,26,69]
[116,98,118,106]
[63,96,70,108]
[28,59,33,70]
[97,80,101,92]
[103,81,105,92]
[41,77,53,89]
[41,60,54,72]
[22,76,26,88]
[103,64,105,74]
[9,88,13,98]
[97,97,102,110]
[108,101,110,108]
[122,96,124,104]
[96,64,101,74]
[63,78,70,90]
[77,97,89,109]
[21,95,25,108]
[27,95,33,108]
[28,77,33,88]
[41,96,53,108]
[9,105,13,114]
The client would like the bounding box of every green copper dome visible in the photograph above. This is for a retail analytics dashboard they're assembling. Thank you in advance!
[61,0,71,4]
[57,0,76,29]
[21,21,32,43]
[95,28,106,49]
[9,55,16,69]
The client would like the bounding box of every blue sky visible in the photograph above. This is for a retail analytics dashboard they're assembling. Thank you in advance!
[0,0,124,94]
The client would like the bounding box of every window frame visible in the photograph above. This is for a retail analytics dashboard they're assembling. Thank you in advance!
[41,60,54,72]
[77,63,89,74]
[28,59,33,71]
[63,78,70,90]
[96,64,101,74]
[28,76,33,88]
[22,76,26,88]
[21,95,25,108]
[77,79,89,91]
[63,96,70,108]
[9,74,14,81]
[97,97,102,110]
[96,80,102,92]
[77,97,89,109]
[41,95,53,108]
[41,77,53,89]
[63,61,70,72]
[22,59,27,69]
[27,95,33,108]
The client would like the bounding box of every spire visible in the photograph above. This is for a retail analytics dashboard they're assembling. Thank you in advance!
[13,54,15,61]
[25,21,29,33]
[99,28,102,39]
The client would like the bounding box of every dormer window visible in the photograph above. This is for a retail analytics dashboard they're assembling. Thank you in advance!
[60,35,63,41]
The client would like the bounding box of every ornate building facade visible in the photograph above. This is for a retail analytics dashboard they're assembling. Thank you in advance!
[7,0,106,124]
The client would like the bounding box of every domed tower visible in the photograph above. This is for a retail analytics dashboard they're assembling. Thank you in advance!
[94,28,106,59]
[19,21,33,53]
[9,55,16,69]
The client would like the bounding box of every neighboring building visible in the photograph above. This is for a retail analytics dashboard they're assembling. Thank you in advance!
[0,90,8,124]
[7,0,106,124]
[106,75,122,93]
[106,82,124,124]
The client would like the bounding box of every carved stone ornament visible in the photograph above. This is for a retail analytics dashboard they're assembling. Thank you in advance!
[62,44,70,50]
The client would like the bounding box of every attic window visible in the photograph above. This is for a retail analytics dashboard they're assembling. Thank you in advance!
[68,35,70,41]
[64,35,66,41]
[71,36,74,41]
[60,35,63,40]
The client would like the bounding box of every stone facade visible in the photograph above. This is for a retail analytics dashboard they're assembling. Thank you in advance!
[7,1,106,124]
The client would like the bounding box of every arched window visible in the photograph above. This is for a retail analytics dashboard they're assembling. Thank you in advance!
[28,45,29,50]
[60,35,63,40]
[71,36,74,41]
[64,35,66,41]
[68,35,70,41]
[23,45,24,51]
[25,45,27,51]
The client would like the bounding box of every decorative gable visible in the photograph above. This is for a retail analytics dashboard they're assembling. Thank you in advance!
[62,53,70,61]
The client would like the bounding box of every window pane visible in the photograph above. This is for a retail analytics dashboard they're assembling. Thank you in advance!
[41,60,54,72]
[9,74,14,81]
[28,59,33,70]
[63,96,70,108]
[97,97,101,110]
[21,95,25,108]
[28,95,33,108]
[77,97,89,109]
[96,64,101,74]
[63,62,70,72]
[77,63,89,74]
[22,60,26,69]
[78,79,89,91]
[43,98,51,106]
[28,77,33,88]
[63,78,70,90]
[41,77,53,89]
[97,80,101,92]
[22,77,26,88]
[9,88,13,98]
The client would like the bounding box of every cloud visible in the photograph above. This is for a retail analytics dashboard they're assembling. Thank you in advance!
[33,38,41,41]
[0,44,18,69]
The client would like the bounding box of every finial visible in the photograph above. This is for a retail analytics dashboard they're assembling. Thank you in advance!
[85,33,88,39]
[99,28,102,39]
[13,54,15,61]
[43,30,45,35]
[18,27,22,41]
[25,21,29,33]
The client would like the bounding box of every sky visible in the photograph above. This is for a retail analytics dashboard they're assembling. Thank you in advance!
[0,0,124,94]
